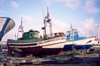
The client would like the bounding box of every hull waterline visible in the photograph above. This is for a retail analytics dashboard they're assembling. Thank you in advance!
[63,44,92,50]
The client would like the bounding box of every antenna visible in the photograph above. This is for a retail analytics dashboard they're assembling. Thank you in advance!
[21,18,22,26]
[71,24,72,31]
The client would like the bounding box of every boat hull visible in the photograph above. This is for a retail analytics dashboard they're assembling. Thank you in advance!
[8,46,62,56]
[0,17,15,41]
[20,47,62,56]
[63,44,92,50]
[63,37,95,50]
[7,37,66,56]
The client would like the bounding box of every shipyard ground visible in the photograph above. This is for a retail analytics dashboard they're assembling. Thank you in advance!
[0,53,99,66]
[14,54,99,66]
[0,47,100,66]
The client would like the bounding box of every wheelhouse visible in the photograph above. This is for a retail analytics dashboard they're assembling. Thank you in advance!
[18,30,39,40]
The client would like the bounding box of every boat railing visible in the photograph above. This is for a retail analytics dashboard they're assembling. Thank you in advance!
[7,39,38,43]
[7,32,66,43]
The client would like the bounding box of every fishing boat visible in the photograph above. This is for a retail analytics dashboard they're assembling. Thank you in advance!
[7,9,67,56]
[0,17,15,55]
[0,17,15,41]
[63,27,96,51]
[92,26,100,47]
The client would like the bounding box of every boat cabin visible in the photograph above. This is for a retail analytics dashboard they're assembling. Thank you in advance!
[18,30,39,40]
[67,29,86,41]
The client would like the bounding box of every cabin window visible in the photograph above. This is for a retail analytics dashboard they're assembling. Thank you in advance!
[34,32,39,38]
[25,34,27,36]
[71,32,73,36]
[30,32,33,38]
[74,32,76,35]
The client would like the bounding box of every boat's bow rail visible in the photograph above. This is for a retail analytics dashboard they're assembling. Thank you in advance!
[7,39,38,43]
[7,35,66,43]
[7,36,66,44]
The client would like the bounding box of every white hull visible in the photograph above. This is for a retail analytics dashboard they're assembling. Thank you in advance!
[42,37,66,48]
[63,37,96,50]
[7,37,67,55]
[65,37,95,45]
[8,36,67,49]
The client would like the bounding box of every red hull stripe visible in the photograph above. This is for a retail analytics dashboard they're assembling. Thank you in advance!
[9,41,66,48]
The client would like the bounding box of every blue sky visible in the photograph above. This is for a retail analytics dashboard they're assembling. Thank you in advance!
[0,0,100,41]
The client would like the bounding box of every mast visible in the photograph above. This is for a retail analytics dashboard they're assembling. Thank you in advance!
[97,26,99,39]
[47,7,52,38]
[44,18,46,37]
[70,24,74,41]
[17,18,24,39]
[42,7,52,38]
[70,24,75,56]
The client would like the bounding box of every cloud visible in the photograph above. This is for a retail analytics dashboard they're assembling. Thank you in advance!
[42,0,82,9]
[56,0,82,9]
[0,0,4,5]
[85,0,100,14]
[76,18,97,37]
[52,18,99,38]
[20,14,33,22]
[42,0,52,6]
[52,19,70,33]
[83,18,94,29]
[0,10,6,12]
[47,18,95,37]
[42,0,100,14]
[11,1,20,8]
[46,18,97,37]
